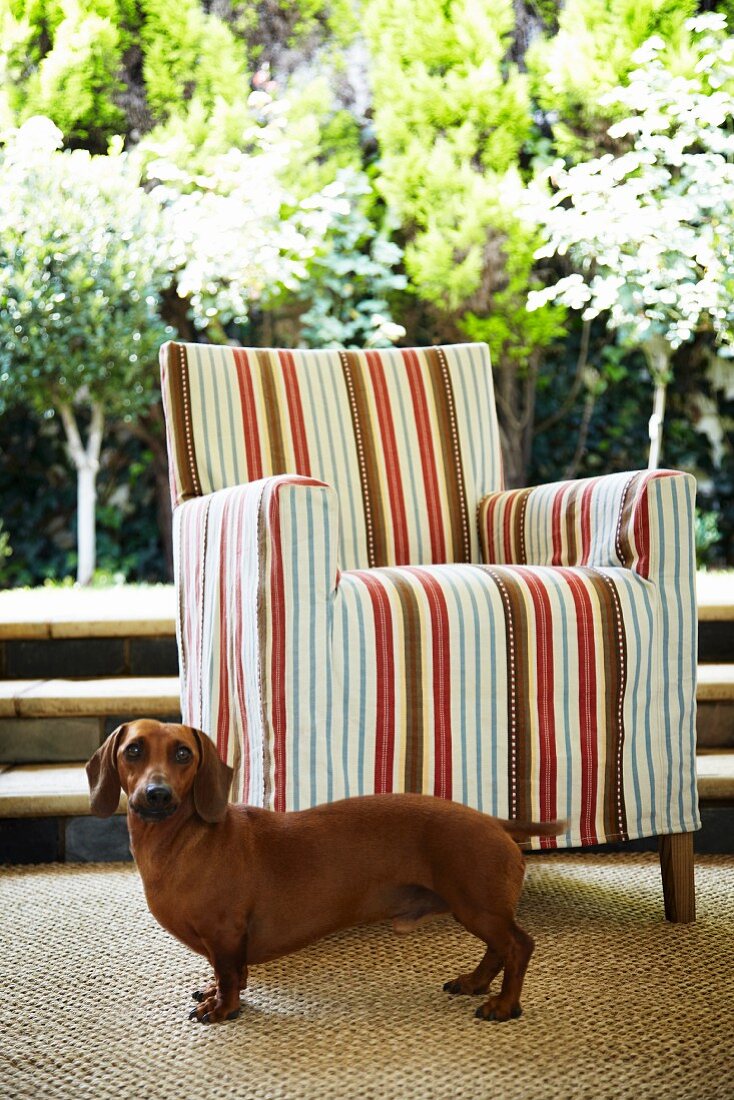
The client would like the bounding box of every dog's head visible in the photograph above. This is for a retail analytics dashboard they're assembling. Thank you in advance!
[86,719,233,824]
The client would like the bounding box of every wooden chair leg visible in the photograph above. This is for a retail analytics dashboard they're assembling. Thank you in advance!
[658,833,696,924]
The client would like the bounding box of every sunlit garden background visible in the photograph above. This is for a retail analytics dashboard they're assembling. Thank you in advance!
[1,0,733,587]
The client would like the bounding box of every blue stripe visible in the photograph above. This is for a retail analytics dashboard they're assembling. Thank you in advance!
[355,582,367,794]
[670,482,687,829]
[654,482,674,834]
[438,569,469,804]
[545,570,573,837]
[316,351,364,569]
[614,570,654,839]
[340,589,352,799]
[306,492,318,807]
[289,489,301,809]
[204,346,231,489]
[323,493,334,804]
[683,478,700,828]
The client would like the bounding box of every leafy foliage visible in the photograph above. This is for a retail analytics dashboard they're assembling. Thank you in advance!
[363,0,530,310]
[1,0,733,580]
[527,0,697,155]
[0,117,171,420]
[296,171,407,349]
[528,16,734,365]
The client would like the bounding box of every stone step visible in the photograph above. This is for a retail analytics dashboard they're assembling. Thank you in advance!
[0,753,732,863]
[0,678,181,765]
[0,585,176,639]
[0,676,180,718]
[697,665,734,748]
[0,667,732,765]
[7,754,734,811]
[1,578,733,676]
[1,753,730,818]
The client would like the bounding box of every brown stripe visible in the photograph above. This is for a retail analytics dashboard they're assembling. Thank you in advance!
[616,472,644,567]
[586,570,628,841]
[162,342,202,501]
[425,347,472,563]
[483,567,531,822]
[253,350,288,473]
[385,570,425,793]
[563,482,581,565]
[340,351,388,568]
[513,488,533,565]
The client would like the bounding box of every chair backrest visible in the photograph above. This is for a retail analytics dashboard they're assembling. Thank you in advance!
[161,341,503,570]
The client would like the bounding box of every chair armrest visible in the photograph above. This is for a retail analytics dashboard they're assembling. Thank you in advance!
[479,469,697,581]
[173,474,340,806]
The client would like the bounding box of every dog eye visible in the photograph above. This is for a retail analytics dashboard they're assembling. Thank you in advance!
[175,746,193,763]
[124,743,142,760]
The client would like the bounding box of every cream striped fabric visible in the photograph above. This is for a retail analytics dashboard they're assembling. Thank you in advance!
[161,342,503,570]
[164,341,699,848]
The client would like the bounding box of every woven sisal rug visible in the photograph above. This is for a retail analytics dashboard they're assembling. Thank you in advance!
[1,854,733,1099]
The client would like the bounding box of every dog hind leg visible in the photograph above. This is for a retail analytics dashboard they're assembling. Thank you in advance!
[447,910,533,1022]
[443,942,503,996]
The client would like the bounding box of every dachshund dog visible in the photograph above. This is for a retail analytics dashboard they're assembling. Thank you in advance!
[87,719,562,1025]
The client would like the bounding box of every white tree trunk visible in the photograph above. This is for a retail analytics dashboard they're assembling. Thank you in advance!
[647,378,667,471]
[58,401,104,586]
[642,337,672,471]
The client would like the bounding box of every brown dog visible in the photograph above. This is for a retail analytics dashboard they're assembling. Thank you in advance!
[87,719,562,1025]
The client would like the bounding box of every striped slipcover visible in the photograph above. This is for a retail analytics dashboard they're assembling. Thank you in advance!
[162,341,699,849]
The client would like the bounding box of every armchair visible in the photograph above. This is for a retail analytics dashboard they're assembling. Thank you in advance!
[162,341,699,920]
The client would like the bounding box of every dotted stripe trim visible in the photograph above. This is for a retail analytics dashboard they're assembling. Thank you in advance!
[486,566,518,819]
[437,346,471,562]
[178,343,202,498]
[340,351,376,569]
[593,568,628,839]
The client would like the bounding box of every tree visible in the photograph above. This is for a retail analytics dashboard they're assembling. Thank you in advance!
[362,0,565,486]
[527,0,697,156]
[0,117,172,583]
[528,15,734,469]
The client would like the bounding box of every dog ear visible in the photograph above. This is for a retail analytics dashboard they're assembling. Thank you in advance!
[192,729,233,823]
[86,725,126,817]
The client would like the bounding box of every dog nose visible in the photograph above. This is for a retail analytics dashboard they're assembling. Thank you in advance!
[145,783,173,808]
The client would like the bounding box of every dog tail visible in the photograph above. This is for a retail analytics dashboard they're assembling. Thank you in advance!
[498,818,568,843]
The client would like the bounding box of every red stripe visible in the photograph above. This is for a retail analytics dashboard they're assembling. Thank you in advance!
[217,497,231,760]
[521,569,557,847]
[579,481,595,565]
[233,349,263,480]
[268,484,287,811]
[634,472,678,577]
[402,349,446,562]
[269,475,333,808]
[551,486,565,565]
[633,480,651,578]
[408,568,453,799]
[483,495,499,562]
[502,494,515,563]
[279,351,311,473]
[366,350,411,563]
[356,571,396,793]
[561,568,598,844]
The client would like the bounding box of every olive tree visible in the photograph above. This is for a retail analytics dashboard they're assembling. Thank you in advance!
[0,117,172,584]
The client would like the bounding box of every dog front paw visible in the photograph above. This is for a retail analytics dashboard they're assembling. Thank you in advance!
[474,996,522,1022]
[191,981,217,1004]
[188,997,242,1024]
[443,974,491,996]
